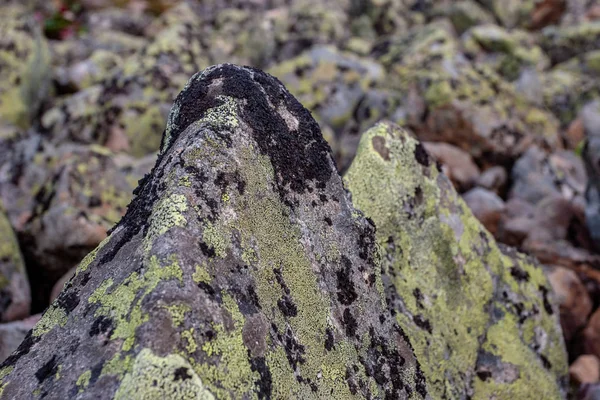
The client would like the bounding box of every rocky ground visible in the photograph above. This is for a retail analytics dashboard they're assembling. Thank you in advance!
[0,0,599,398]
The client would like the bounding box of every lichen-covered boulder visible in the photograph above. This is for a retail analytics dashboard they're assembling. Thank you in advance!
[0,65,428,399]
[0,5,52,139]
[374,21,561,165]
[541,21,600,65]
[0,205,30,323]
[461,24,549,81]
[345,121,568,399]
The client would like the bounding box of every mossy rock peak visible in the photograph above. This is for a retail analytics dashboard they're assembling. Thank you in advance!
[0,66,566,399]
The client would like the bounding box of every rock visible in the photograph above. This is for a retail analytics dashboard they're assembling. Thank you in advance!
[463,187,505,234]
[0,5,52,139]
[345,121,567,398]
[541,67,600,127]
[462,24,549,80]
[478,0,537,28]
[440,0,495,34]
[582,308,600,359]
[566,118,586,149]
[375,21,561,164]
[510,146,586,205]
[0,315,40,363]
[476,166,507,193]
[0,142,137,312]
[583,101,600,250]
[570,354,600,385]
[0,65,427,399]
[0,205,30,322]
[547,266,593,341]
[541,21,600,65]
[423,142,480,191]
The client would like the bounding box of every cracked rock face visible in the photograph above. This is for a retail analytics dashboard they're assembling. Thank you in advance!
[0,65,566,399]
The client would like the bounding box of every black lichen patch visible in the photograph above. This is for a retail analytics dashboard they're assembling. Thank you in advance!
[414,143,430,167]
[273,267,298,317]
[413,315,433,334]
[35,355,58,384]
[282,327,306,370]
[1,331,39,368]
[173,367,192,381]
[89,315,113,337]
[337,256,358,305]
[55,290,80,314]
[510,266,530,282]
[324,327,335,351]
[413,288,424,309]
[539,285,554,315]
[324,217,332,226]
[169,65,334,205]
[342,308,358,337]
[250,356,273,400]
[277,295,298,317]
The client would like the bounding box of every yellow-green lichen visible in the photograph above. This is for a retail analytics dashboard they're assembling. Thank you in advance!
[163,303,192,327]
[114,348,215,400]
[144,193,188,252]
[76,370,91,393]
[76,235,111,275]
[33,305,68,337]
[88,255,183,351]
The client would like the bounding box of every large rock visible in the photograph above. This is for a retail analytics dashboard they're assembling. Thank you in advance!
[0,5,52,139]
[0,205,30,322]
[0,65,427,399]
[344,121,567,398]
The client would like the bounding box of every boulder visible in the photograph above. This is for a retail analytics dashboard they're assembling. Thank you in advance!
[345,121,567,398]
[0,5,52,139]
[0,65,426,399]
[0,315,40,363]
[0,205,30,322]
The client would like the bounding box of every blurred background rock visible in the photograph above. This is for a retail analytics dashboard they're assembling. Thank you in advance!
[0,0,600,396]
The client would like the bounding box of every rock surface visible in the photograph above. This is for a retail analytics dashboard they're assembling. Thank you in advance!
[0,66,568,399]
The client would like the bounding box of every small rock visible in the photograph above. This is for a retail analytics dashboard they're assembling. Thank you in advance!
[462,187,505,234]
[424,142,481,191]
[582,308,600,359]
[0,315,40,362]
[476,166,507,193]
[498,216,533,247]
[570,354,600,385]
[547,266,593,341]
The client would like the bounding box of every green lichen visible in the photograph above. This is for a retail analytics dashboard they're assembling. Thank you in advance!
[0,366,13,396]
[192,264,211,284]
[114,348,215,400]
[144,193,188,252]
[164,303,192,327]
[88,255,183,352]
[76,370,91,393]
[33,304,68,337]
